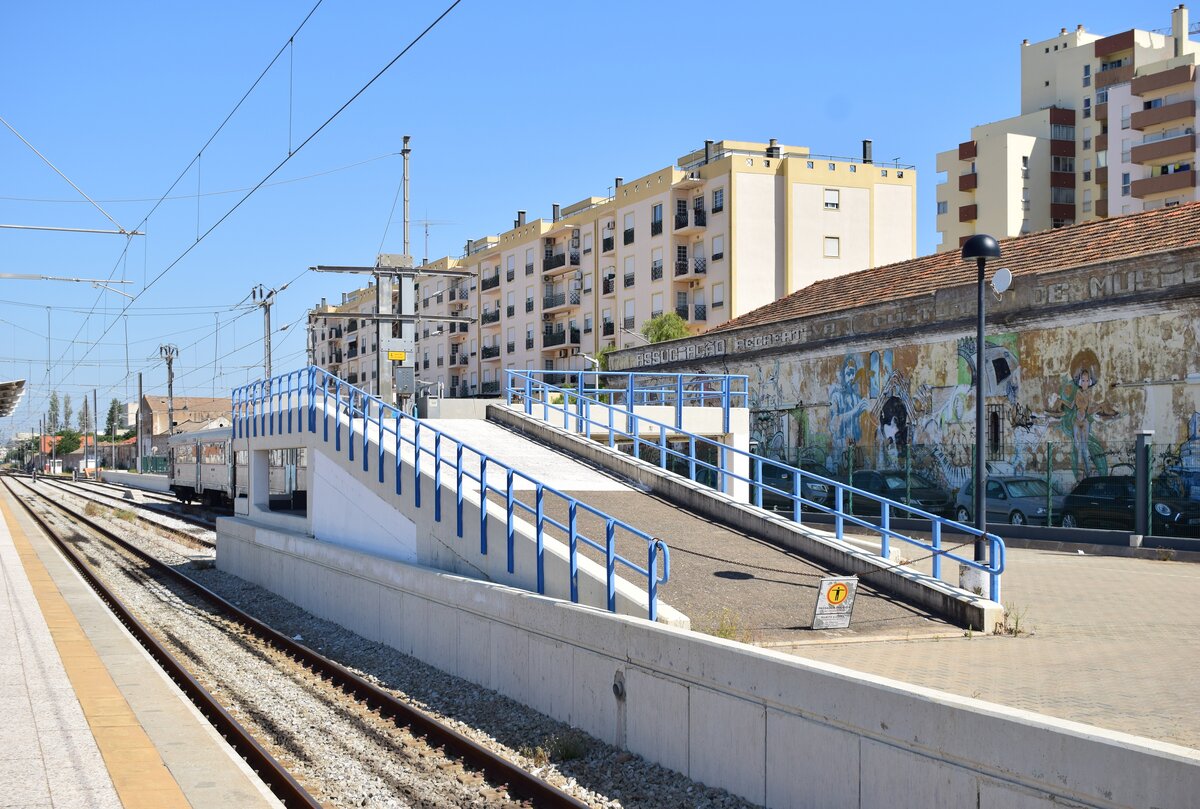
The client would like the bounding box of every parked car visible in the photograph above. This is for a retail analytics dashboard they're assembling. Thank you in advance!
[841,469,955,519]
[954,476,1064,526]
[1060,475,1200,537]
[755,459,832,511]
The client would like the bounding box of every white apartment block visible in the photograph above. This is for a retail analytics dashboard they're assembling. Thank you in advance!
[937,4,1200,250]
[410,138,916,398]
[309,285,384,395]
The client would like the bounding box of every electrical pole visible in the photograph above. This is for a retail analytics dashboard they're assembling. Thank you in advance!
[402,135,411,259]
[137,372,143,474]
[93,389,98,473]
[253,285,275,379]
[160,344,178,436]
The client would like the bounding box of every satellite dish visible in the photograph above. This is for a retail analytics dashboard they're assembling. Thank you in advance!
[992,267,1013,294]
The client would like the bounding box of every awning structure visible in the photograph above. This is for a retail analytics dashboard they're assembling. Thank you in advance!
[0,380,26,418]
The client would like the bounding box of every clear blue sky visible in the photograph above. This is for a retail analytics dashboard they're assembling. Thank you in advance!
[0,0,1171,437]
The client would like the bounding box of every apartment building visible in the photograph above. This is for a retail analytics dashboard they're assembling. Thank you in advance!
[412,138,916,397]
[936,4,1200,250]
[308,284,383,395]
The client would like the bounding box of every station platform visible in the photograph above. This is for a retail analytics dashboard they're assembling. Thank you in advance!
[0,485,280,809]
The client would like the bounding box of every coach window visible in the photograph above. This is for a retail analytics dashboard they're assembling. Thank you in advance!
[202,442,226,464]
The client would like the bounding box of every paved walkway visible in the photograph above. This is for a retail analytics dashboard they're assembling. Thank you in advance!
[0,483,281,808]
[791,545,1200,750]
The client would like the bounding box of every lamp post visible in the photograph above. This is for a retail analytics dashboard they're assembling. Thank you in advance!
[961,234,1001,565]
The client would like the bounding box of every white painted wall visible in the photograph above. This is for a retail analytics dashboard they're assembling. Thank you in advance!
[733,172,783,315]
[217,522,1200,809]
[792,184,870,289]
[311,450,417,563]
[101,470,170,492]
[872,183,915,267]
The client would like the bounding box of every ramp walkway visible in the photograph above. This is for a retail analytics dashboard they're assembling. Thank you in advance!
[423,418,949,641]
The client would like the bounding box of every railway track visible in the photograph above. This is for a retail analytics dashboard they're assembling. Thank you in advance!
[2,474,589,809]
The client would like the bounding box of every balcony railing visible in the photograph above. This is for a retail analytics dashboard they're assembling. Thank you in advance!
[602,235,614,253]
[526,299,534,313]
[506,341,516,354]
[694,303,707,321]
[525,262,535,275]
[347,348,359,359]
[525,337,535,349]
[624,272,635,288]
[675,212,688,230]
[481,345,501,359]
[675,305,689,320]
[543,292,566,309]
[436,357,444,367]
[542,327,581,347]
[481,381,500,395]
[569,250,580,266]
[506,268,515,282]
[675,259,689,276]
[693,209,706,227]
[622,316,635,330]
[481,274,501,291]
[602,321,615,336]
[651,220,663,236]
[481,309,501,325]
[602,276,616,295]
[651,261,663,281]
[694,257,707,274]
[544,252,567,271]
[623,227,635,245]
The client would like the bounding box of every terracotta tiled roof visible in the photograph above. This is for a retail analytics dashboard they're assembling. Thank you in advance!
[713,202,1200,334]
[142,396,228,413]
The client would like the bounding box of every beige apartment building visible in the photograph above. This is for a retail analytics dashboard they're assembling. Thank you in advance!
[409,138,916,397]
[309,284,384,395]
[937,5,1200,250]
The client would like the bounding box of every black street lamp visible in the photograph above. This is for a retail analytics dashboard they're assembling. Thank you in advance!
[961,234,1001,564]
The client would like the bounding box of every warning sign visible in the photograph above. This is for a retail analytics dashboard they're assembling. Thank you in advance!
[813,576,858,630]
[387,351,407,361]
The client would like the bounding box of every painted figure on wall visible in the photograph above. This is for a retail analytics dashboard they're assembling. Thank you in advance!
[878,395,909,468]
[1053,349,1118,479]
[829,355,869,458]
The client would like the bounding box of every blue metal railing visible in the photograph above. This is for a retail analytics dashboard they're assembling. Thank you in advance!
[505,370,1005,601]
[231,367,670,621]
[512,369,748,434]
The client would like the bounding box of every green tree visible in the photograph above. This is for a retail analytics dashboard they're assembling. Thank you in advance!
[62,394,72,430]
[595,343,618,371]
[640,312,689,343]
[105,398,122,437]
[55,429,81,456]
[78,398,91,433]
[48,391,60,431]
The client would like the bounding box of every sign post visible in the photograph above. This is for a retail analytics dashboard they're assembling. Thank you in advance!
[812,576,858,630]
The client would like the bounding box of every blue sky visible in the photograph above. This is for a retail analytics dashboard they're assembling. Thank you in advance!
[0,0,1171,436]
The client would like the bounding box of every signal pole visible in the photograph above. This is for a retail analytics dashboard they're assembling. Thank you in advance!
[252,285,276,379]
[137,372,143,473]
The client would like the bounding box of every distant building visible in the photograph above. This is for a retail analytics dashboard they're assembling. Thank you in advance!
[139,395,229,436]
[937,5,1200,250]
[387,137,916,398]
[308,283,385,397]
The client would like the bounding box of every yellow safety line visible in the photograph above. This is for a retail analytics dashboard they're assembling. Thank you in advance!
[0,489,192,809]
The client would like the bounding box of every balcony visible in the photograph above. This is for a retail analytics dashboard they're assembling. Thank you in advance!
[506,304,515,318]
[481,274,501,292]
[602,276,616,295]
[543,252,567,272]
[674,209,707,234]
[1131,132,1196,165]
[525,262,535,275]
[481,345,501,360]
[1095,102,1108,122]
[1131,169,1197,198]
[506,341,515,354]
[602,320,615,336]
[525,299,534,313]
[1096,197,1109,217]
[674,259,689,277]
[958,172,978,191]
[623,227,635,245]
[542,327,581,349]
[525,336,534,350]
[624,272,635,288]
[958,140,977,160]
[651,219,663,236]
[422,360,430,369]
[602,235,614,253]
[1132,64,1196,97]
[622,316,635,330]
[481,381,500,396]
[436,356,444,367]
[1132,99,1197,131]
[543,290,580,313]
[1096,63,1134,90]
[651,260,663,281]
[693,257,707,275]
[481,309,501,326]
[1095,133,1108,152]
[346,320,358,332]
[694,303,707,321]
[506,268,515,282]
[674,305,689,321]
[1050,171,1075,188]
[347,348,359,359]
[1051,203,1076,220]
[959,203,977,222]
[448,288,468,310]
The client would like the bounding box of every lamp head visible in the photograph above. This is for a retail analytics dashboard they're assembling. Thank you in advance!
[961,234,1001,260]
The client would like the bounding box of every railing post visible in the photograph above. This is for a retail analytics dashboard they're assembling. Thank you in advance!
[568,501,579,604]
[688,436,696,482]
[479,457,488,555]
[455,444,464,536]
[377,405,384,484]
[576,372,585,433]
[308,368,316,434]
[605,520,617,613]
[348,391,355,463]
[395,410,403,496]
[675,374,683,431]
[524,376,532,415]
[792,469,802,524]
[322,379,329,442]
[625,374,634,412]
[648,540,660,622]
[931,520,942,580]
[334,382,341,451]
[535,484,545,594]
[362,396,370,473]
[880,503,891,560]
[753,456,762,508]
[433,433,442,522]
[505,469,515,574]
[659,427,668,470]
[413,421,421,508]
[835,488,844,540]
[287,373,293,434]
[722,375,731,435]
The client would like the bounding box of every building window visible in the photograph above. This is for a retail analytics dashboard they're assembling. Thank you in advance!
[806,160,814,169]
[1082,64,1091,87]
[936,200,949,215]
[823,236,840,258]
[897,170,905,178]
[1121,138,1131,163]
[1051,187,1075,204]
[849,164,856,173]
[1120,105,1131,130]
[823,189,840,210]
[1082,189,1093,212]
[880,169,888,177]
[1051,124,1075,140]
[1052,156,1075,172]
[1096,87,1108,104]
[712,282,725,309]
[712,188,724,213]
[1120,172,1131,196]
[1082,97,1091,118]
[712,234,724,261]
[650,292,663,318]
[827,162,836,171]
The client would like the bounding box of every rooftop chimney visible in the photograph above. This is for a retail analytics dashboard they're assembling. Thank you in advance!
[862,139,873,164]
[704,139,713,164]
[615,177,623,188]
[766,138,781,158]
[1174,4,1189,57]
[1060,27,1067,35]
[518,210,526,226]
[552,203,560,222]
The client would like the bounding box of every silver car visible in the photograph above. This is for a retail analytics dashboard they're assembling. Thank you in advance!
[954,476,1064,526]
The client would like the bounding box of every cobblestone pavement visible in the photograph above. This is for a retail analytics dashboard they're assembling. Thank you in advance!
[785,546,1200,750]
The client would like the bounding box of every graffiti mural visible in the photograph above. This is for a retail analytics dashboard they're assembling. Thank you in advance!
[1050,348,1119,479]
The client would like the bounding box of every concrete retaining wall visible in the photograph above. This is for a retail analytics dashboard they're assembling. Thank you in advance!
[216,519,1200,809]
[100,470,170,493]
[489,403,1003,632]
